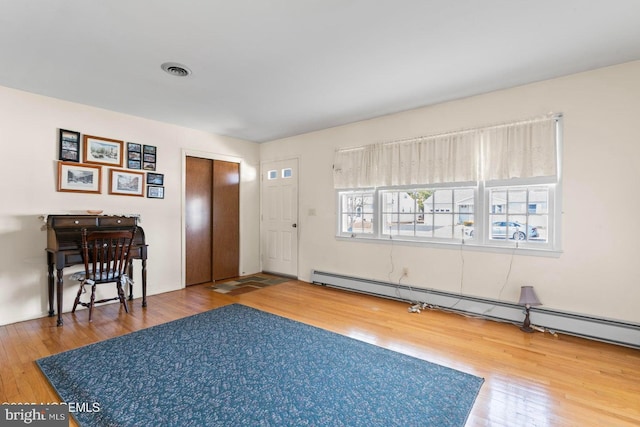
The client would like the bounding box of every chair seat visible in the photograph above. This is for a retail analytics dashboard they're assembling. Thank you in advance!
[71,270,132,284]
[72,271,133,291]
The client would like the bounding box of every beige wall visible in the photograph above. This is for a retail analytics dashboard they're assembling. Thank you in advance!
[260,60,640,324]
[2,60,639,327]
[0,87,261,325]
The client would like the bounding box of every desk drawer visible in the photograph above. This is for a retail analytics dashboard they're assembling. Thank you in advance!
[51,217,98,228]
[98,217,137,227]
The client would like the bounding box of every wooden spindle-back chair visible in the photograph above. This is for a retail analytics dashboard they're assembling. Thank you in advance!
[72,228,137,322]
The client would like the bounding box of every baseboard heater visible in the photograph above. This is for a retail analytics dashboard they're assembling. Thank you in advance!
[310,270,640,349]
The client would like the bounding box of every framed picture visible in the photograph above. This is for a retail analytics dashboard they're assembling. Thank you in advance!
[128,160,141,169]
[59,129,81,162]
[127,142,142,169]
[143,144,156,171]
[83,135,124,167]
[147,186,164,199]
[108,168,144,197]
[57,161,101,194]
[146,172,164,185]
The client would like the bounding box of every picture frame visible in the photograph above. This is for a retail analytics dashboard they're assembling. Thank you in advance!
[127,142,142,169]
[147,185,165,199]
[83,135,124,167]
[59,129,81,162]
[128,160,141,169]
[108,168,144,197]
[57,161,101,194]
[146,172,164,185]
[143,144,157,171]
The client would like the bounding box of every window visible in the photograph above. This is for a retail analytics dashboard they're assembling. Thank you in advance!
[486,186,551,243]
[339,190,375,235]
[380,188,474,240]
[338,183,555,250]
[334,114,561,252]
[269,168,294,179]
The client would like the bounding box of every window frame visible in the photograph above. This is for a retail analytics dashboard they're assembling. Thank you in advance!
[337,181,560,253]
[478,181,557,250]
[336,189,377,238]
[378,184,477,243]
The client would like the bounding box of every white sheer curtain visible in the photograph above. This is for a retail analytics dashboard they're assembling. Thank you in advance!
[482,116,557,181]
[333,132,479,188]
[333,114,558,189]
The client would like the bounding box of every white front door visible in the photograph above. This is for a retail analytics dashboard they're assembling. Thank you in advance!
[261,158,298,277]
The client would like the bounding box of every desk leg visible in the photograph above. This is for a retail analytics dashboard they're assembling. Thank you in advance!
[47,255,54,317]
[141,259,147,307]
[127,260,134,301]
[56,268,64,326]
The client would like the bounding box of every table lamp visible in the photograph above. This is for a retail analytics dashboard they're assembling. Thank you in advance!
[518,285,541,333]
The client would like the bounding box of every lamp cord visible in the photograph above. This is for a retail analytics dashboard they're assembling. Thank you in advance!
[481,245,516,316]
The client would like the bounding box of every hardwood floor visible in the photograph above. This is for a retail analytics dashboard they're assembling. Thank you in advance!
[1,279,639,426]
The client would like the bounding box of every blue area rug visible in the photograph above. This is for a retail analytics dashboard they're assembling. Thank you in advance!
[37,304,483,426]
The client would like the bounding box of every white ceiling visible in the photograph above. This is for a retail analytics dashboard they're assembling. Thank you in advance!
[2,1,640,143]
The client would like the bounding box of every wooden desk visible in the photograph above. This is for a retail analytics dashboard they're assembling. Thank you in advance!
[45,214,148,326]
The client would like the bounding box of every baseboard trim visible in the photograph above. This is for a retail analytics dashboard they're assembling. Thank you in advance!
[310,270,640,349]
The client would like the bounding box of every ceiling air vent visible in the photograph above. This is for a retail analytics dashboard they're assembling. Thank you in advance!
[161,62,191,77]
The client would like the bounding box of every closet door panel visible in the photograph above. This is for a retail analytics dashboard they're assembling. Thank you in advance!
[185,156,213,285]
[212,160,240,280]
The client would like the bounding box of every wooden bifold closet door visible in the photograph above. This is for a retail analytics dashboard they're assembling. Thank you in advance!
[185,157,239,285]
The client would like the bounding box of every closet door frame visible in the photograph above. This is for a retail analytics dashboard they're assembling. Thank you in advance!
[181,149,242,288]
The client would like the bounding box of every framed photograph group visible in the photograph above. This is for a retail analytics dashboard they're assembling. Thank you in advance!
[59,129,81,162]
[55,128,165,199]
[57,161,101,194]
[146,172,164,199]
[83,135,124,167]
[143,145,157,171]
[127,142,142,169]
[108,169,145,197]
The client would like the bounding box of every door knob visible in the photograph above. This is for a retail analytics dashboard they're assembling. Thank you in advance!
[292,223,297,228]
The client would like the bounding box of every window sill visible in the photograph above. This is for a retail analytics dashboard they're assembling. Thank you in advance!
[335,235,562,258]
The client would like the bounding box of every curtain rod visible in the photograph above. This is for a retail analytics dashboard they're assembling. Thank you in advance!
[337,113,562,153]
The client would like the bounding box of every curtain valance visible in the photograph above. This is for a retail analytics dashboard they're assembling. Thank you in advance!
[333,114,558,189]
[482,116,557,181]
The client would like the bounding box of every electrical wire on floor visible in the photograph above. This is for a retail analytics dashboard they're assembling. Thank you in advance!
[400,272,423,312]
[408,227,469,314]
[417,301,559,336]
[399,235,557,335]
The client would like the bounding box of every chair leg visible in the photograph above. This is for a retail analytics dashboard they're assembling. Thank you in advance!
[88,283,96,322]
[72,283,85,313]
[117,282,129,314]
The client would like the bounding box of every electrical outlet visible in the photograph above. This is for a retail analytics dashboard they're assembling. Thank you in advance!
[402,267,409,276]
